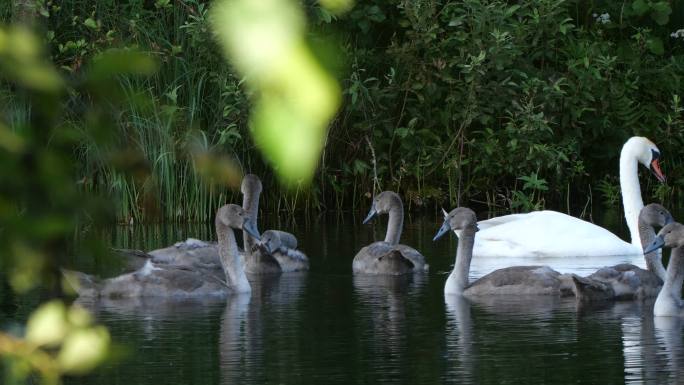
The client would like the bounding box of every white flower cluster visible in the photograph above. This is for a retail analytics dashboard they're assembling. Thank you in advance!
[593,12,611,24]
[671,29,684,39]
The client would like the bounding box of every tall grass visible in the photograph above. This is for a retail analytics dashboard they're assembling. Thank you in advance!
[3,0,684,223]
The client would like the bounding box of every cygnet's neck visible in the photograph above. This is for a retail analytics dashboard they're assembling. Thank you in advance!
[242,188,261,254]
[655,246,684,316]
[620,143,645,249]
[384,205,404,245]
[217,223,251,293]
[445,228,476,295]
[638,218,667,280]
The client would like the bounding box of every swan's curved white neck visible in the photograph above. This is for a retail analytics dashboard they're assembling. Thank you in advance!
[620,142,645,249]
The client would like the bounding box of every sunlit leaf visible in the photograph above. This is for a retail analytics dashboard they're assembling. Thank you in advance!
[211,0,304,77]
[67,305,94,328]
[25,301,68,347]
[211,0,341,186]
[58,327,111,375]
[319,0,354,15]
[0,27,64,92]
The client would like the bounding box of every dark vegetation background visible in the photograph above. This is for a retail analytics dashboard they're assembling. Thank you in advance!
[1,0,683,223]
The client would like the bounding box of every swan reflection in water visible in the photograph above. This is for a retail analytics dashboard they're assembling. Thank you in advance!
[219,272,307,385]
[353,273,426,356]
[615,300,684,384]
[443,296,684,384]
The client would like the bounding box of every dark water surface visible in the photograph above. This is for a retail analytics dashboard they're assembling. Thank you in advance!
[4,210,684,384]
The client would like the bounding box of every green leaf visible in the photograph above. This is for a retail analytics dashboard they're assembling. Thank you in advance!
[646,37,664,55]
[650,2,672,25]
[58,326,111,375]
[26,301,68,347]
[83,18,98,30]
[505,5,520,17]
[631,0,650,16]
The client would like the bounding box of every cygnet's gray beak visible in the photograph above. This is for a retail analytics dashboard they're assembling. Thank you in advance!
[243,219,260,240]
[363,204,377,224]
[433,221,451,241]
[665,214,674,226]
[644,235,665,254]
[261,240,272,254]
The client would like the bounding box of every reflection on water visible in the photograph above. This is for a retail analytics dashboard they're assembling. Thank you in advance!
[3,212,684,384]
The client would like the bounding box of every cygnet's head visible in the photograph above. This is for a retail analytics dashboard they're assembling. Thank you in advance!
[215,204,260,239]
[259,230,282,254]
[433,207,478,241]
[639,203,674,228]
[362,191,403,224]
[625,136,666,183]
[241,174,263,195]
[644,222,684,253]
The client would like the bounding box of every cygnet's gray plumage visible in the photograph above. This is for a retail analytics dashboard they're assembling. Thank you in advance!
[435,207,572,296]
[147,238,220,269]
[643,222,684,317]
[63,204,258,298]
[133,174,280,274]
[573,203,673,302]
[258,230,309,272]
[353,191,428,275]
[240,175,282,275]
[638,203,672,280]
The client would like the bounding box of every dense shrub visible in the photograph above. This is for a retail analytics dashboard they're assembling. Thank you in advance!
[1,0,683,221]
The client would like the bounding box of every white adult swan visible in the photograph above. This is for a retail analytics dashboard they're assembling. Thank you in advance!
[643,222,684,317]
[455,136,665,261]
[353,191,428,275]
[434,207,574,296]
[63,204,259,298]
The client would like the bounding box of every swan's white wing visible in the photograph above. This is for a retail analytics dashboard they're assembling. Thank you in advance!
[474,211,639,258]
[476,213,535,231]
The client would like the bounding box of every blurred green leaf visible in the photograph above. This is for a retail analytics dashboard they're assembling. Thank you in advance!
[650,2,671,25]
[26,301,68,347]
[211,0,341,186]
[0,123,26,153]
[319,0,354,15]
[647,37,664,55]
[58,326,110,375]
[87,49,157,82]
[0,27,64,92]
[631,0,650,15]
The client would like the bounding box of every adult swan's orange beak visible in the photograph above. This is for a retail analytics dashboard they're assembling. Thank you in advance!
[650,150,666,183]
